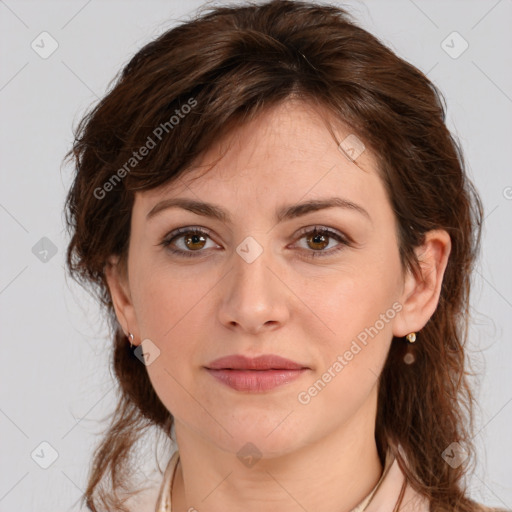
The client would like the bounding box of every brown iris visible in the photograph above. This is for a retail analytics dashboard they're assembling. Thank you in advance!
[307,229,329,251]
[184,232,207,251]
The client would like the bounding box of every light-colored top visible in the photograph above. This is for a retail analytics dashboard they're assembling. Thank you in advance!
[113,445,508,512]
[154,447,410,512]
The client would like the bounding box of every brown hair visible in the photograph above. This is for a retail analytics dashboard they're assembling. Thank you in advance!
[63,1,491,510]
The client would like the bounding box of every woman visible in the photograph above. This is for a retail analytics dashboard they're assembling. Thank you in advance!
[63,1,508,511]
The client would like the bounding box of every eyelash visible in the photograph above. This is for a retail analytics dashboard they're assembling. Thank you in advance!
[158,226,351,259]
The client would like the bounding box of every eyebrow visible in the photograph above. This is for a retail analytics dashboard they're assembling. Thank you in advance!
[146,197,371,224]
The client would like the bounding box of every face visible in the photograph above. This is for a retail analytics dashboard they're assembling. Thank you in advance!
[108,99,413,457]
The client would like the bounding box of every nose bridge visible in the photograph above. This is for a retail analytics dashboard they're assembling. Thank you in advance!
[232,233,274,298]
[219,233,288,331]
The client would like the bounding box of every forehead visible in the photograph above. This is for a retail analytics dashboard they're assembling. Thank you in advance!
[134,99,384,215]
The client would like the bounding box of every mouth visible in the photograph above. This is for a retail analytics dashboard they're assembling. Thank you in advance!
[204,354,310,392]
[205,368,309,392]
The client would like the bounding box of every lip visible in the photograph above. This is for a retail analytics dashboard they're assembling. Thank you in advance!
[204,354,310,392]
[205,368,308,392]
[205,354,308,371]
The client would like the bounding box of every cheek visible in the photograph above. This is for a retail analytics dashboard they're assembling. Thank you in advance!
[297,304,393,427]
[300,260,398,380]
[132,266,215,409]
[303,267,395,337]
[141,316,200,421]
[132,259,210,339]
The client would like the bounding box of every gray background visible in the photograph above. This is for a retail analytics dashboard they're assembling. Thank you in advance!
[0,0,511,510]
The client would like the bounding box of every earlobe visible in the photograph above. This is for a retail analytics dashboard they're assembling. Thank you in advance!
[392,229,452,338]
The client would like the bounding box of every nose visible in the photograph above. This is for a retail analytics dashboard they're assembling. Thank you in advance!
[217,243,290,334]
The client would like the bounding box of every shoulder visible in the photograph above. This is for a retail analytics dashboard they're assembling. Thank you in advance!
[115,456,177,512]
[118,478,163,512]
[120,450,179,512]
[366,449,510,512]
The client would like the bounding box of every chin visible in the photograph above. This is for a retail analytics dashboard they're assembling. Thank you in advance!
[208,416,308,459]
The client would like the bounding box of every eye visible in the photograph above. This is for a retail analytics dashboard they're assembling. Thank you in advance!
[293,226,350,259]
[159,226,218,258]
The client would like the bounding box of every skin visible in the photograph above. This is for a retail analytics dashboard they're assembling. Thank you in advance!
[105,98,451,512]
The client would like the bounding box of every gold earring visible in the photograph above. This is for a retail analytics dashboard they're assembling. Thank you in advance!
[406,332,416,343]
[128,332,134,348]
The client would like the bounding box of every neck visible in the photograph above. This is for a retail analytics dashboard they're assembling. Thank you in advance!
[170,387,384,512]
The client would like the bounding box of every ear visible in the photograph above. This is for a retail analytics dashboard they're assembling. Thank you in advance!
[104,255,141,346]
[392,229,452,338]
